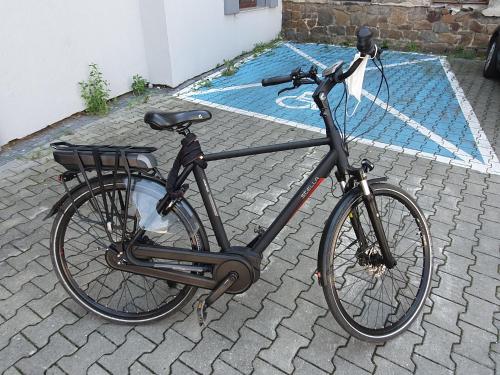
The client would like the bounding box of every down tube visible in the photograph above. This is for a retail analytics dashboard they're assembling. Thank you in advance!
[253,150,337,255]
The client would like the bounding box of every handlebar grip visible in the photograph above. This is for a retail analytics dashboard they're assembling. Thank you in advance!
[356,26,375,56]
[261,75,292,87]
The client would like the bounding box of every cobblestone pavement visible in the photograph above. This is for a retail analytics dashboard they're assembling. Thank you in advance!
[0,57,499,374]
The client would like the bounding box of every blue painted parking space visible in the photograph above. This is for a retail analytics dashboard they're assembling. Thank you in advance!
[177,43,499,174]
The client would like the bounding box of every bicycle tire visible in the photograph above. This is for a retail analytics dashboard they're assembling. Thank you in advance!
[50,175,209,323]
[319,182,432,342]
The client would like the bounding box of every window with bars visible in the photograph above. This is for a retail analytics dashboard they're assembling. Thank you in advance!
[240,0,257,8]
[224,0,278,15]
[433,0,488,4]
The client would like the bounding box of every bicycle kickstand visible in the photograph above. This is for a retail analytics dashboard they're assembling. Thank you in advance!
[196,272,239,326]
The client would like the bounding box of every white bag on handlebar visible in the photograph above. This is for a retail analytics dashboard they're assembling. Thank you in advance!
[345,52,369,114]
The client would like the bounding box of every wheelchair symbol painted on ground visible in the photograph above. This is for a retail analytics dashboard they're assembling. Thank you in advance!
[276,91,318,110]
[177,43,500,175]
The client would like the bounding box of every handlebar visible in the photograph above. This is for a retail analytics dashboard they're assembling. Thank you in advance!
[262,26,378,88]
[262,75,293,87]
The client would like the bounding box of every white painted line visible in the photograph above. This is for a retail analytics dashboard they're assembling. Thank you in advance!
[366,57,439,71]
[284,43,480,164]
[178,93,499,174]
[439,57,500,172]
[177,43,500,175]
[284,43,439,71]
[182,83,262,97]
[361,90,478,164]
[284,43,327,69]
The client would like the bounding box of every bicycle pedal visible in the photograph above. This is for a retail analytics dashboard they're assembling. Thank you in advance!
[196,299,208,327]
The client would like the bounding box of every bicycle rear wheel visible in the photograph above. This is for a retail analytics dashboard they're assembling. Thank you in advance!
[50,175,208,323]
[319,182,432,341]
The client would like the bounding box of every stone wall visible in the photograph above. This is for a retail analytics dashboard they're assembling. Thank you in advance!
[282,0,500,53]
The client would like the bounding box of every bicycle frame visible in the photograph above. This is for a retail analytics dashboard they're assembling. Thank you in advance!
[166,74,351,256]
[121,73,394,289]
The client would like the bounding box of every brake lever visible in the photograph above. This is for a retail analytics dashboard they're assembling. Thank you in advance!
[277,86,296,96]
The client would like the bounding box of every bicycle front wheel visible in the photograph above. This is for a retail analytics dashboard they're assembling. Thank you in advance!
[319,182,432,342]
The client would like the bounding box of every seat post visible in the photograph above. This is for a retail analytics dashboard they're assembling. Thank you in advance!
[192,163,231,251]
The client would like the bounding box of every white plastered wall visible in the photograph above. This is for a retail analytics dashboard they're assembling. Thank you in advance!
[0,0,282,145]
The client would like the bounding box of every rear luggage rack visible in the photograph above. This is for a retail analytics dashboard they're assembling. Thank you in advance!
[51,142,158,172]
[50,142,163,241]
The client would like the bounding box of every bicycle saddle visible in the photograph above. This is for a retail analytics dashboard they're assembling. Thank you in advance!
[144,110,212,131]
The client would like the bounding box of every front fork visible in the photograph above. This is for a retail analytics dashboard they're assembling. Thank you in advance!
[358,178,397,269]
[339,168,397,269]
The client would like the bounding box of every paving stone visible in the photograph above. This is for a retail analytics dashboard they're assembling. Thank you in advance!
[299,282,328,310]
[212,359,243,375]
[259,325,309,373]
[267,275,309,310]
[172,305,222,343]
[0,282,45,319]
[298,324,346,373]
[439,251,474,282]
[134,313,187,345]
[253,358,287,375]
[16,333,77,374]
[260,255,295,286]
[414,322,459,369]
[470,251,500,280]
[293,357,329,375]
[281,298,326,339]
[22,305,78,348]
[412,353,453,375]
[0,307,41,350]
[332,356,371,374]
[452,353,495,375]
[221,326,271,374]
[433,271,469,306]
[0,260,48,293]
[336,336,379,373]
[2,366,23,375]
[97,323,134,346]
[210,300,256,341]
[57,332,116,375]
[245,299,292,340]
[460,293,498,334]
[139,329,194,374]
[475,233,500,258]
[0,334,37,373]
[233,278,277,312]
[465,271,498,302]
[376,330,422,371]
[179,328,232,375]
[27,284,69,319]
[273,237,306,265]
[87,363,110,375]
[98,330,155,374]
[169,360,199,375]
[129,361,155,374]
[454,320,496,368]
[424,294,465,336]
[285,254,317,285]
[0,283,12,300]
[60,314,105,346]
[374,355,413,375]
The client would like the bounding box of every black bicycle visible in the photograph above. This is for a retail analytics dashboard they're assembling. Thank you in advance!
[47,27,432,342]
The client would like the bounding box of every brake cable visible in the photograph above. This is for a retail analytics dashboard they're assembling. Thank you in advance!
[344,54,389,146]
